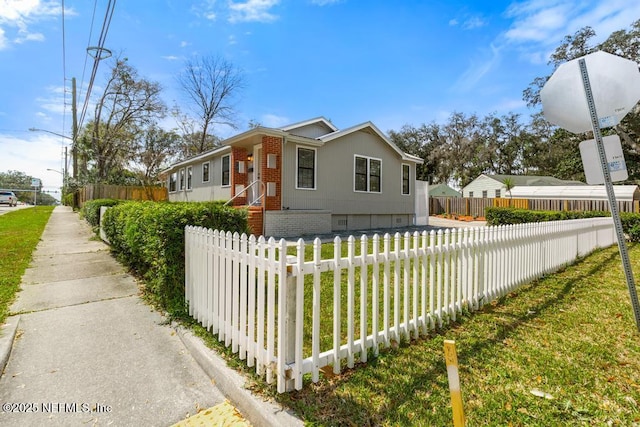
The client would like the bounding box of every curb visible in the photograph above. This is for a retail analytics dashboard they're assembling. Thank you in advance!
[174,324,304,427]
[0,315,20,374]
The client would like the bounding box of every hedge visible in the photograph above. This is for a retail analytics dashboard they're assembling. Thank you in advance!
[80,198,122,227]
[101,201,249,316]
[485,207,610,226]
[485,207,640,243]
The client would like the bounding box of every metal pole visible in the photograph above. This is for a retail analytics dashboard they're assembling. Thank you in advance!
[72,77,79,209]
[579,58,640,331]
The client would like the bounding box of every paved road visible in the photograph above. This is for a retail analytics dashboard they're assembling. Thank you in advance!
[0,204,33,216]
[0,206,226,426]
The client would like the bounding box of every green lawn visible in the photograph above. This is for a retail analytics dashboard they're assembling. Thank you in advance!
[0,206,54,323]
[197,240,640,426]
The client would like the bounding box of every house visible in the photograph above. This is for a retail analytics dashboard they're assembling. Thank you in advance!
[163,117,425,237]
[429,183,460,198]
[462,174,585,198]
[509,185,640,201]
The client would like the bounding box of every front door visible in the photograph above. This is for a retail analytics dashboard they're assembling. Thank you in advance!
[248,145,262,205]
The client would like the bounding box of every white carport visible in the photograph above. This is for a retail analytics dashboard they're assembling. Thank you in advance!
[509,185,640,202]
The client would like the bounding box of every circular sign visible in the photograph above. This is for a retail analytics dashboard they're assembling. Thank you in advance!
[540,51,640,133]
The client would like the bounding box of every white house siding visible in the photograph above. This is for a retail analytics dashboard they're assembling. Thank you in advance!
[167,150,232,202]
[280,130,417,231]
[286,122,335,139]
[281,130,416,214]
[462,175,504,198]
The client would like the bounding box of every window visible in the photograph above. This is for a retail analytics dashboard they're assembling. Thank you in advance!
[179,169,185,191]
[402,164,410,195]
[495,189,501,198]
[469,191,474,198]
[221,155,230,186]
[296,147,316,189]
[186,166,192,190]
[169,173,177,192]
[354,155,382,193]
[202,162,210,183]
[482,190,488,198]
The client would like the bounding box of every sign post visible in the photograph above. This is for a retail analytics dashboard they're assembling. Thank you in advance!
[541,51,640,331]
[577,58,640,331]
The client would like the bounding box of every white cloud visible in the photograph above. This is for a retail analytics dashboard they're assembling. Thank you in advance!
[310,0,342,5]
[454,43,502,92]
[229,35,237,45]
[163,55,180,61]
[0,0,68,50]
[504,0,640,48]
[504,3,570,43]
[462,16,487,30]
[261,113,290,128]
[228,0,280,24]
[15,32,44,43]
[0,27,6,49]
[180,41,190,48]
[0,133,67,191]
[449,13,486,30]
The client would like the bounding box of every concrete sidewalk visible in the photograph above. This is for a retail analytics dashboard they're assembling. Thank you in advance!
[0,206,301,426]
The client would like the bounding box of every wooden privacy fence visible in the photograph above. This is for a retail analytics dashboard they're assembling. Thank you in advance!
[78,184,168,206]
[430,196,640,217]
[185,218,616,393]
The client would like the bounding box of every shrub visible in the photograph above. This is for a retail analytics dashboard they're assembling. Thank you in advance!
[485,207,610,226]
[485,207,640,243]
[80,199,121,227]
[621,213,640,243]
[102,201,249,317]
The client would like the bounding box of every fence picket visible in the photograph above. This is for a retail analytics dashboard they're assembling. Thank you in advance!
[184,217,616,394]
[360,235,368,363]
[333,236,342,375]
[312,238,321,382]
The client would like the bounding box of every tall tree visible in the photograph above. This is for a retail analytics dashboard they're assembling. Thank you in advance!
[81,56,167,183]
[130,125,181,185]
[389,124,436,182]
[177,55,245,155]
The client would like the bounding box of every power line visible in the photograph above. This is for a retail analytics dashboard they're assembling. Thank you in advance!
[79,0,99,101]
[61,0,68,177]
[78,0,117,131]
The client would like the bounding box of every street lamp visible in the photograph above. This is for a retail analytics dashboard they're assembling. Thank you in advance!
[29,128,73,140]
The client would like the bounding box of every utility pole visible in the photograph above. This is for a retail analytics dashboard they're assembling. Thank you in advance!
[71,77,79,209]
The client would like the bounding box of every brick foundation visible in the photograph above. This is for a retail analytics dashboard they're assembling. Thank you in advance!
[247,206,264,236]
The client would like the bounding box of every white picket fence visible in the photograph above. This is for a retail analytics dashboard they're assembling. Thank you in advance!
[185,218,616,393]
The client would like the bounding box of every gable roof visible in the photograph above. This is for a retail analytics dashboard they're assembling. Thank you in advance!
[280,116,338,135]
[319,121,423,164]
[164,116,423,172]
[430,183,461,197]
[488,174,585,186]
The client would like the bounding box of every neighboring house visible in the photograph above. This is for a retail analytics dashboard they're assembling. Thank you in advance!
[429,183,460,198]
[163,117,424,237]
[462,174,585,198]
[509,185,640,201]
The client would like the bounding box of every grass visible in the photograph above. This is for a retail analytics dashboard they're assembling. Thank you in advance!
[0,206,54,323]
[195,240,640,426]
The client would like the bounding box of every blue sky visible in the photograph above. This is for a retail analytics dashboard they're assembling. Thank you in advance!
[1,0,639,196]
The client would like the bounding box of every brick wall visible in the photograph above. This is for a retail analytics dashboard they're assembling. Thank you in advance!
[247,206,263,236]
[231,147,248,206]
[261,136,282,211]
[264,210,332,237]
